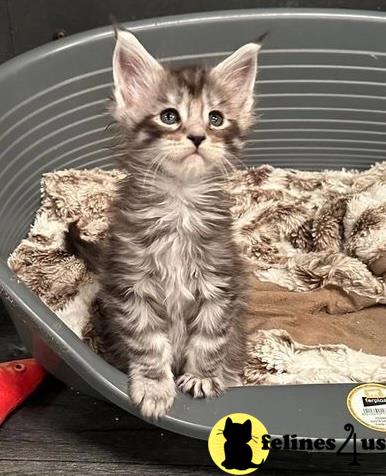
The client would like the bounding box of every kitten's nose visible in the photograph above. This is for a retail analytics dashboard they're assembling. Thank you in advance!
[187,134,206,148]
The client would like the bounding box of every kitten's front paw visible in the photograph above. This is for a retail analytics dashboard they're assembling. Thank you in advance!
[176,373,224,398]
[129,376,176,419]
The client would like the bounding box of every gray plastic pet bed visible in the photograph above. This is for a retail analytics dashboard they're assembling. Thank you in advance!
[0,9,386,447]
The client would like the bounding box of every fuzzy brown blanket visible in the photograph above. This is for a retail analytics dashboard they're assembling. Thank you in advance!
[8,164,386,385]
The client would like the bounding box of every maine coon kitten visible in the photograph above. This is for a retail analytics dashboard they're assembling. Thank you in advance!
[67,30,261,419]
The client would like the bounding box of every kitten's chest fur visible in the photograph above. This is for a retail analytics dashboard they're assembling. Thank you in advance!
[153,193,201,366]
[146,176,226,309]
[117,173,230,367]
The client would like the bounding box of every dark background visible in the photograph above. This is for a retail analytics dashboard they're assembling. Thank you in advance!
[3,0,386,65]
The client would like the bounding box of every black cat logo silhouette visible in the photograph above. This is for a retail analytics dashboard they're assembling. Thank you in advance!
[208,413,270,474]
[222,417,265,470]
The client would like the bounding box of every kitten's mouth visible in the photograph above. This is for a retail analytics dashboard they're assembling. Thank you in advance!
[179,152,208,175]
[186,152,202,159]
[183,151,206,162]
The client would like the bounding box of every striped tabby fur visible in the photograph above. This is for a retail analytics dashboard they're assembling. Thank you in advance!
[67,30,261,419]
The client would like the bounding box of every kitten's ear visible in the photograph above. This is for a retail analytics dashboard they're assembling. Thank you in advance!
[211,43,260,110]
[243,419,252,433]
[112,30,164,109]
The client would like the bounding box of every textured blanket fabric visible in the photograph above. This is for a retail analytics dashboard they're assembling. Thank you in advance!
[227,163,386,301]
[8,164,386,385]
[243,280,386,385]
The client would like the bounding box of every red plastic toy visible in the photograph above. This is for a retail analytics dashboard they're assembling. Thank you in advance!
[0,358,46,425]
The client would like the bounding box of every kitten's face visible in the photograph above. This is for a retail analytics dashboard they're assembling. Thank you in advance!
[111,31,260,179]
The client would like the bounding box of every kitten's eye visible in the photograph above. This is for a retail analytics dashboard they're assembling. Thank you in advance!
[160,108,180,125]
[209,110,224,127]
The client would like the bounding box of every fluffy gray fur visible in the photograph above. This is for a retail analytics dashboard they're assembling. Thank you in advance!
[67,30,260,419]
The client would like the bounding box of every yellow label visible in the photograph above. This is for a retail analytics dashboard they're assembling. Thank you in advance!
[347,383,386,432]
[208,413,270,474]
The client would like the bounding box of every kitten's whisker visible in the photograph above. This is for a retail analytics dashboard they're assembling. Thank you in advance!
[220,163,230,179]
[140,150,171,189]
[223,152,246,172]
[148,154,168,188]
[141,153,165,188]
[134,146,167,153]
[223,157,236,171]
[217,157,235,180]
[232,154,247,169]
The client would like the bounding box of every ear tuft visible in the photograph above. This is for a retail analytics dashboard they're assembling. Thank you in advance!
[112,30,163,110]
[211,42,261,110]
